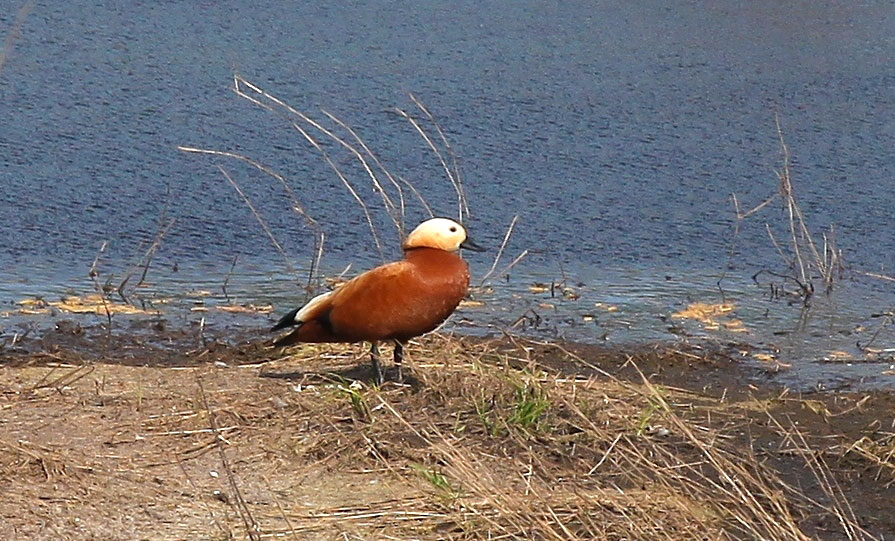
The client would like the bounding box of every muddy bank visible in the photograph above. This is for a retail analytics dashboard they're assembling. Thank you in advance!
[1,322,893,539]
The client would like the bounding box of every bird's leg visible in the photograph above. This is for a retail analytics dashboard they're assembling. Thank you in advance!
[369,341,384,385]
[393,341,404,383]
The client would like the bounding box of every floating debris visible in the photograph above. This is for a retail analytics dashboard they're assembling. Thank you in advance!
[18,308,50,315]
[562,288,580,300]
[186,289,213,297]
[528,283,550,294]
[458,299,486,308]
[47,294,151,315]
[673,302,734,321]
[823,350,853,361]
[594,302,618,312]
[862,347,895,356]
[217,304,274,314]
[752,352,791,369]
[325,276,349,289]
[9,298,51,316]
[722,319,748,333]
[672,302,748,334]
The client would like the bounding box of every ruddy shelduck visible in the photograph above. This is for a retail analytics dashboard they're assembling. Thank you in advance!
[271,218,484,383]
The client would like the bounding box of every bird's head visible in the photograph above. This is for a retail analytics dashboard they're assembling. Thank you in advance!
[402,217,485,253]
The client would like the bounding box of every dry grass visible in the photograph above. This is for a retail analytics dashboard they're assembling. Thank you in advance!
[1,333,888,540]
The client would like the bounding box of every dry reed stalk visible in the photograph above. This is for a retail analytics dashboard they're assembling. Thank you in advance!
[724,116,846,305]
[488,250,530,286]
[116,217,177,301]
[176,145,325,290]
[330,340,834,539]
[857,309,894,352]
[232,76,390,259]
[772,113,844,299]
[759,408,878,540]
[718,192,778,300]
[397,173,435,218]
[87,240,113,326]
[234,76,467,249]
[222,253,239,302]
[631,367,811,540]
[392,105,468,223]
[217,165,292,271]
[478,214,519,286]
[186,75,480,301]
[288,120,386,261]
[408,93,470,220]
[863,271,895,283]
[321,109,408,237]
[0,0,34,78]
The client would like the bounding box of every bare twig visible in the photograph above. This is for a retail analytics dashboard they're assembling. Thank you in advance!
[117,218,177,301]
[88,241,113,327]
[197,377,261,541]
[479,215,519,286]
[222,254,239,303]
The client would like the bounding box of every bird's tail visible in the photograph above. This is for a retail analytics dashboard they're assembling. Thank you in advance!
[270,291,333,347]
[270,307,301,332]
[272,326,302,347]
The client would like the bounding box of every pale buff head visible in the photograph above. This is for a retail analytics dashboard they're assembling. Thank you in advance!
[402,218,483,252]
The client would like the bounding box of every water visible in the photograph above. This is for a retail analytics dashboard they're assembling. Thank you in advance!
[1,1,893,388]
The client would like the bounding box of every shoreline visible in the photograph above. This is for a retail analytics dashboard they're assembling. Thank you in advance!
[4,267,894,392]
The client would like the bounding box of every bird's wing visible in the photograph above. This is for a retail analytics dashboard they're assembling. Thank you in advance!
[326,260,423,340]
[270,290,333,332]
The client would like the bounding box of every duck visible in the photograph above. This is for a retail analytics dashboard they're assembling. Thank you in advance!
[271,217,484,383]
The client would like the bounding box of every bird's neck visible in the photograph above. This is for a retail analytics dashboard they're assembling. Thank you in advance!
[402,247,465,267]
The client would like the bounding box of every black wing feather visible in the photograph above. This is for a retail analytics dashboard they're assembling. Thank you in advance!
[270,307,301,332]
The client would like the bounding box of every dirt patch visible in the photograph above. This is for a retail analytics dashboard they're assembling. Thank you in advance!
[1,323,892,539]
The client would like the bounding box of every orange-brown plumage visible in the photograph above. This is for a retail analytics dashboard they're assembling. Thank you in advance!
[274,248,469,345]
[271,218,483,383]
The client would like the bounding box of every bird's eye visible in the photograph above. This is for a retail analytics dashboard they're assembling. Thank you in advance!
[450,226,457,233]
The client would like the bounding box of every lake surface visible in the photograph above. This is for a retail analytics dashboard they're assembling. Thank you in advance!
[1,1,893,388]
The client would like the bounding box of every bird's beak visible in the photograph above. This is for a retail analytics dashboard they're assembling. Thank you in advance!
[460,238,486,252]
